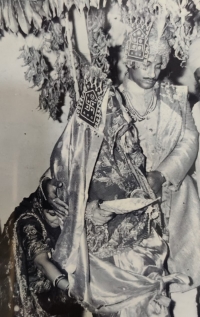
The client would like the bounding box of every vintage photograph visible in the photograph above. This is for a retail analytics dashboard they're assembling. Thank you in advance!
[0,0,200,316]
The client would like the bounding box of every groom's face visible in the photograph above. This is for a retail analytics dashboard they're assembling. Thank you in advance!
[128,55,162,89]
[194,67,200,97]
[194,67,200,85]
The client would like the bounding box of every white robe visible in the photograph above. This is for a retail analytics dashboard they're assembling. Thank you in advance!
[120,78,200,293]
[192,102,200,197]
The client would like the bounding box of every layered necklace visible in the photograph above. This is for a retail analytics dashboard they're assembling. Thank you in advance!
[122,87,157,122]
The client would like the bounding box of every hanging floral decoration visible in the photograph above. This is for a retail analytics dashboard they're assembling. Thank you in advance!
[19,46,49,87]
[0,0,200,120]
[86,7,110,76]
[0,0,107,36]
[18,19,76,120]
[0,0,93,120]
[38,53,75,121]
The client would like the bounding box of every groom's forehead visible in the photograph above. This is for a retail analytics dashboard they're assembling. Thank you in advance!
[147,54,162,64]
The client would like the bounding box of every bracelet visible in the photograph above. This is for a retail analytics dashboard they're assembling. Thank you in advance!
[53,274,67,288]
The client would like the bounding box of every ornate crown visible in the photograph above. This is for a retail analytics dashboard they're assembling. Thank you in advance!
[124,20,152,67]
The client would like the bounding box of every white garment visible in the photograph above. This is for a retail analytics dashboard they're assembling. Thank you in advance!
[122,77,159,171]
[192,102,200,197]
[171,288,198,317]
[134,106,159,172]
[120,78,199,315]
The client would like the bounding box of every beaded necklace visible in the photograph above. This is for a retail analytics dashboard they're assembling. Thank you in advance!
[122,89,157,122]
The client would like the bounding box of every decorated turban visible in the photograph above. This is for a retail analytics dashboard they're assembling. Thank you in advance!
[123,19,171,70]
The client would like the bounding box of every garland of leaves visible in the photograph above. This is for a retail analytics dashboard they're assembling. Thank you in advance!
[86,7,110,76]
[38,55,75,121]
[19,20,76,120]
[0,0,87,35]
[18,6,111,120]
[1,0,200,120]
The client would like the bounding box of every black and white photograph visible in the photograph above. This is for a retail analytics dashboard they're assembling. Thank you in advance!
[0,0,200,316]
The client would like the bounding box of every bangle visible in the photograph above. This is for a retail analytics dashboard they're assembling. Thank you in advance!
[53,274,67,288]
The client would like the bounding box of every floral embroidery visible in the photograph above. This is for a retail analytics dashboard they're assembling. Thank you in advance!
[86,90,152,258]
[23,225,37,237]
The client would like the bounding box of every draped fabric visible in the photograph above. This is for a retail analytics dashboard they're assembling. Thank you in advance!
[50,81,187,316]
[120,78,200,293]
[192,102,200,197]
[168,175,200,292]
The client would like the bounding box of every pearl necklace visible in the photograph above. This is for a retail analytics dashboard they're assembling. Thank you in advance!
[122,89,157,122]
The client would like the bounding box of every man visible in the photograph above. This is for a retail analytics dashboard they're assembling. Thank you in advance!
[39,4,198,317]
[40,70,178,317]
[179,37,200,197]
[118,17,200,317]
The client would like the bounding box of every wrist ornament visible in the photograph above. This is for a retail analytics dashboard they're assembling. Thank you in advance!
[53,274,68,288]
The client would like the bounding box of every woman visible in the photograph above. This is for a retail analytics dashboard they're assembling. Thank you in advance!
[0,189,82,317]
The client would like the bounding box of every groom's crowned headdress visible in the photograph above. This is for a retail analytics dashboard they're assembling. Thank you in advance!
[114,0,197,69]
[125,20,151,64]
[123,2,172,68]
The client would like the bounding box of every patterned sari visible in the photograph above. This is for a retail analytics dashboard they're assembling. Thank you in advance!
[0,190,82,317]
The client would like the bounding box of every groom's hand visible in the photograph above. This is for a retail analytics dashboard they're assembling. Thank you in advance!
[86,201,115,226]
[147,171,165,196]
[42,177,68,217]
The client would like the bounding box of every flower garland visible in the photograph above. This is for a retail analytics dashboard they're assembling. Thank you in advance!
[19,19,76,120]
[1,0,200,120]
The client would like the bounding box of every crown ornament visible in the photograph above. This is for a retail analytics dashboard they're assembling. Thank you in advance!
[124,20,152,68]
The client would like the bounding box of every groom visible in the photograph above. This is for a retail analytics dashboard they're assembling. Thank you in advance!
[41,9,200,317]
[118,18,200,317]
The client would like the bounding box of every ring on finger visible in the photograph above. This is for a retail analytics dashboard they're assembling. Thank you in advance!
[53,198,56,202]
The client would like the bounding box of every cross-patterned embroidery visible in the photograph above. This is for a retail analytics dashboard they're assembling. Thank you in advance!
[127,28,147,62]
[77,76,110,128]
[125,22,151,67]
[80,88,99,126]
